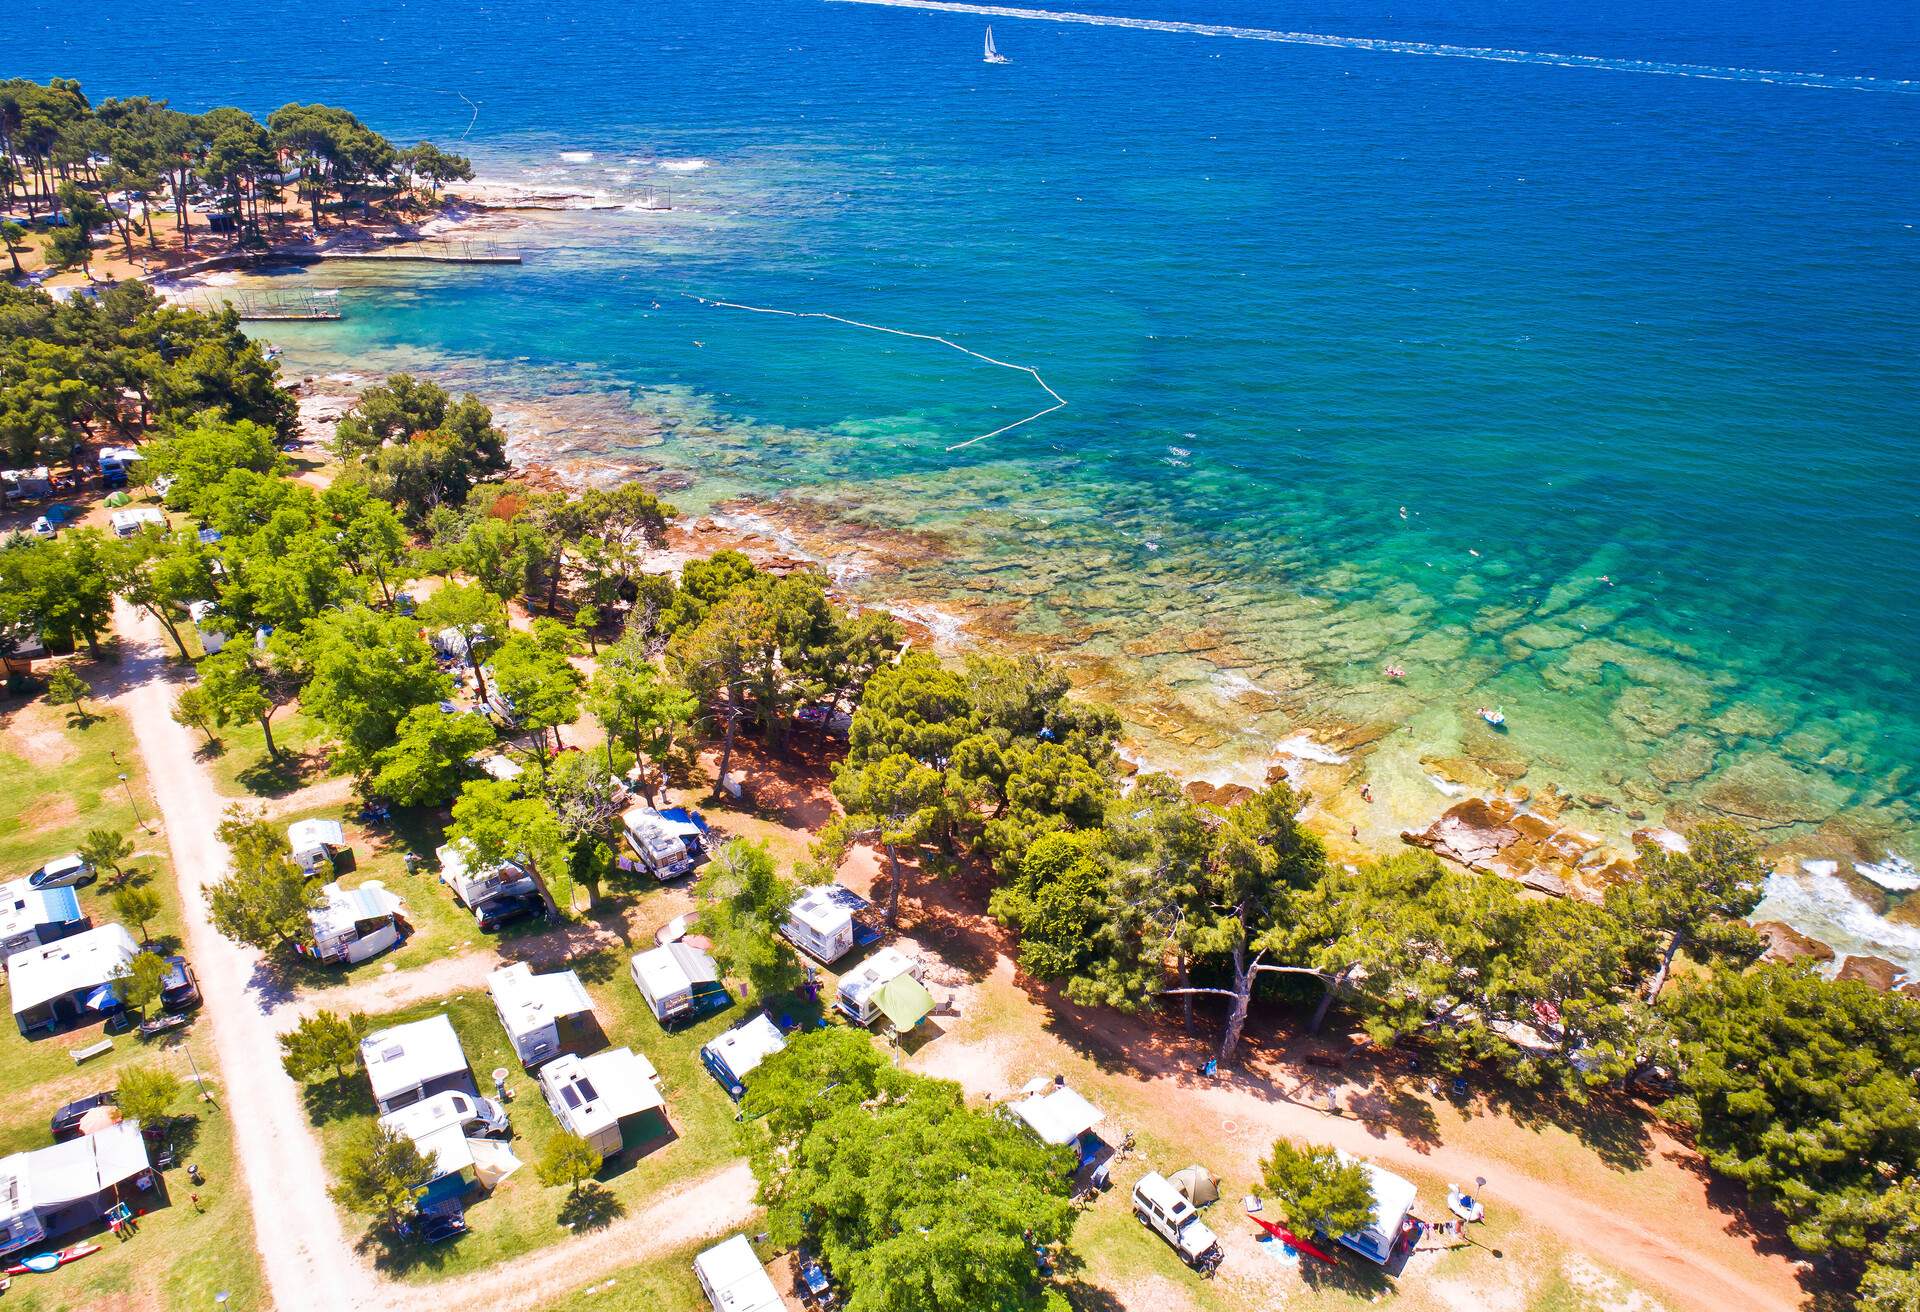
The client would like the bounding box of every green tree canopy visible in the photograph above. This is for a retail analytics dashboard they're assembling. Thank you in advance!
[298,604,449,775]
[117,1064,183,1126]
[280,1010,372,1083]
[1258,1141,1377,1240]
[369,703,495,807]
[693,839,798,1004]
[205,808,320,954]
[331,1124,432,1233]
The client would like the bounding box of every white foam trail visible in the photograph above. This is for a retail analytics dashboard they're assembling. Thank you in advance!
[829,0,1920,95]
[1752,872,1920,975]
[682,294,1066,450]
[1858,852,1920,893]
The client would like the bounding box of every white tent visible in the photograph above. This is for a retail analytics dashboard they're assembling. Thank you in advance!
[488,963,595,1066]
[694,1234,784,1312]
[1010,1078,1104,1147]
[0,1119,150,1257]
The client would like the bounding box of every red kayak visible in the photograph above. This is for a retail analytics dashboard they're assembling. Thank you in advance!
[6,1242,102,1275]
[1247,1213,1339,1264]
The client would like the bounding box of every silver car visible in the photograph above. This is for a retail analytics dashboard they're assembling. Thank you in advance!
[27,853,94,889]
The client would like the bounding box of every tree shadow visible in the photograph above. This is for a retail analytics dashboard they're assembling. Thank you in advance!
[558,1181,626,1232]
[192,739,227,763]
[235,749,325,799]
[1059,1282,1127,1312]
[300,1074,371,1128]
[359,1224,461,1277]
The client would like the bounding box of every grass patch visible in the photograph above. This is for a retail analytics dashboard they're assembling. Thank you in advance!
[268,803,487,993]
[0,1033,266,1312]
[315,948,751,1282]
[202,702,337,799]
[535,1232,723,1312]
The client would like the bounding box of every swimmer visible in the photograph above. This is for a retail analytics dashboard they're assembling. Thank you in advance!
[1399,506,1407,519]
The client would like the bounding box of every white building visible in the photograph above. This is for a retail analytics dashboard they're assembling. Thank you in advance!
[0,878,87,962]
[629,941,727,1025]
[8,922,140,1034]
[833,946,922,1027]
[782,884,855,964]
[538,1047,667,1160]
[693,1234,784,1312]
[700,1014,787,1099]
[438,838,534,910]
[360,1014,475,1114]
[287,817,348,875]
[1336,1155,1419,1265]
[487,963,595,1067]
[0,1120,152,1257]
[306,881,404,965]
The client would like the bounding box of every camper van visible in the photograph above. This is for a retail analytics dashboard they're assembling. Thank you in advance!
[487,963,595,1067]
[630,941,729,1025]
[833,946,925,1027]
[619,806,709,880]
[781,884,858,964]
[1131,1171,1222,1270]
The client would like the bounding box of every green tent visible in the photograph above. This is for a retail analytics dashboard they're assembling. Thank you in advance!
[874,972,935,1033]
[103,491,131,507]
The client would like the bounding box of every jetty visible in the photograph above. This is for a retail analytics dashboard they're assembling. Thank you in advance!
[315,239,521,265]
[198,290,343,321]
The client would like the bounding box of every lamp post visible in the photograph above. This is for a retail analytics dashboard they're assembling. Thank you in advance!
[110,751,151,832]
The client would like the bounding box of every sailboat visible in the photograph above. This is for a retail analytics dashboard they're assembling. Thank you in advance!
[984,26,1010,63]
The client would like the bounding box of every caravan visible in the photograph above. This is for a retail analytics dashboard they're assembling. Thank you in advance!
[487,963,596,1067]
[833,946,932,1029]
[620,806,710,880]
[630,941,729,1025]
[538,1048,668,1161]
[438,839,535,911]
[306,881,405,965]
[781,884,867,964]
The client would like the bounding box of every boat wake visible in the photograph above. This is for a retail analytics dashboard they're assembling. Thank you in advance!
[681,294,1066,451]
[827,0,1920,95]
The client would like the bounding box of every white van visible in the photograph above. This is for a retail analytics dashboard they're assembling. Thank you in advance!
[1132,1171,1222,1271]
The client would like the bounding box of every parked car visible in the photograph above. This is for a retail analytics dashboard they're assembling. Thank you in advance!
[51,1091,116,1140]
[475,891,545,932]
[1131,1172,1223,1271]
[160,956,201,1011]
[27,853,94,889]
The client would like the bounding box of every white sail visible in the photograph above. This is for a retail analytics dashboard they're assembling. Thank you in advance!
[984,26,1009,62]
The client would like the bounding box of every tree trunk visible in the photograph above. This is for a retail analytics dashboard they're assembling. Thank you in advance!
[1645,930,1684,1003]
[1176,950,1194,1031]
[714,709,737,796]
[1218,948,1254,1066]
[1308,965,1349,1034]
[469,652,489,702]
[885,842,905,928]
[154,611,189,660]
[260,713,279,760]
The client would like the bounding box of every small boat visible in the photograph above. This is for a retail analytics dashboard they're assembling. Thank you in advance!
[984,26,1010,63]
[1477,707,1506,727]
[6,1243,101,1275]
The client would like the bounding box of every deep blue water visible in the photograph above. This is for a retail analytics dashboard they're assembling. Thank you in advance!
[13,0,1920,960]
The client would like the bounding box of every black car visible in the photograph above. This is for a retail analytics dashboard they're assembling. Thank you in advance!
[160,956,201,1011]
[51,1091,116,1140]
[475,891,545,932]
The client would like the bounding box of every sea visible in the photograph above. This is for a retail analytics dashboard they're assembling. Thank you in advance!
[14,0,1919,972]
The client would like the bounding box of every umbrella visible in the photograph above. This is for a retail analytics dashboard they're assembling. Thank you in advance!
[77,1106,122,1136]
[84,984,120,1012]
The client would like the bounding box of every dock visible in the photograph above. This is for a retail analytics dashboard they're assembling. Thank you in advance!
[201,290,344,322]
[315,239,522,265]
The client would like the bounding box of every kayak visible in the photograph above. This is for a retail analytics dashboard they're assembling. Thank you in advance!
[6,1242,101,1275]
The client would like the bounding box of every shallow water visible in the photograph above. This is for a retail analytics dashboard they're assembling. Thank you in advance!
[21,0,1918,968]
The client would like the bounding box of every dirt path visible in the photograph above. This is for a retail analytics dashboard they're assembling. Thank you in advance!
[908,951,1804,1312]
[115,603,750,1309]
[427,1160,757,1311]
[112,602,383,1312]
[255,772,357,818]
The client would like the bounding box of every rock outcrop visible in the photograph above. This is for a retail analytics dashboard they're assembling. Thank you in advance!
[1753,921,1835,967]
[1401,797,1612,901]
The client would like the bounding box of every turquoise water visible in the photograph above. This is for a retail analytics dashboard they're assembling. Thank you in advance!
[17,0,1920,964]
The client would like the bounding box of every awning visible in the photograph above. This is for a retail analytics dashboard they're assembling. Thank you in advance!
[467,1137,522,1189]
[873,972,934,1033]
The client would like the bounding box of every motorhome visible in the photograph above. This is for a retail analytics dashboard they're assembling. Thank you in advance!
[833,946,931,1029]
[437,838,534,910]
[620,805,709,880]
[487,963,595,1067]
[781,883,858,964]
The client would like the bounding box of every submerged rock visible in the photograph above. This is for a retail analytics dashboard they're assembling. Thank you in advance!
[1835,955,1904,992]
[1753,920,1835,966]
[1401,797,1613,902]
